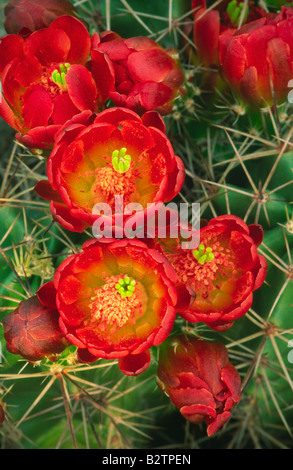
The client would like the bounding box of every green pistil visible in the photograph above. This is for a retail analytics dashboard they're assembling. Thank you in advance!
[115,276,136,298]
[193,244,215,265]
[227,0,249,26]
[51,63,71,88]
[112,148,131,173]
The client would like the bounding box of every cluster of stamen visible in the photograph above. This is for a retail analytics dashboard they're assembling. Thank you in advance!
[92,147,138,206]
[112,148,131,173]
[89,275,141,331]
[115,276,136,298]
[226,0,249,26]
[193,244,214,265]
[51,63,71,89]
[166,239,238,301]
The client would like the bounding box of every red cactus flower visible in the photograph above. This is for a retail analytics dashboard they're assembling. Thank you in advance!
[40,237,178,376]
[34,107,185,233]
[219,6,293,107]
[157,335,241,436]
[156,215,268,331]
[2,293,68,362]
[4,0,77,34]
[0,15,115,149]
[191,0,266,68]
[93,31,185,115]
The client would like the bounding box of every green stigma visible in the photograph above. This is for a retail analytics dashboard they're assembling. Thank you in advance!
[193,244,215,265]
[115,276,136,298]
[226,0,249,26]
[51,63,71,88]
[112,148,131,173]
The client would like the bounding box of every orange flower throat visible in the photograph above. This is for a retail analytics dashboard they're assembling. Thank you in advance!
[89,275,143,331]
[91,148,140,207]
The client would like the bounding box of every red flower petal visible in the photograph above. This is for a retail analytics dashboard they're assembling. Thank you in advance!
[239,66,260,105]
[34,179,63,203]
[58,299,90,327]
[12,55,43,87]
[180,403,217,422]
[98,37,130,61]
[77,348,98,363]
[58,274,91,305]
[171,386,216,411]
[205,318,235,332]
[23,27,71,65]
[0,34,24,76]
[66,64,98,112]
[209,214,249,235]
[51,93,80,125]
[1,59,25,113]
[49,15,91,64]
[175,284,196,312]
[141,110,166,133]
[206,411,231,436]
[221,362,241,404]
[58,317,86,348]
[178,373,210,391]
[193,340,227,396]
[138,82,173,111]
[219,292,254,321]
[90,49,115,104]
[0,93,19,131]
[93,106,142,126]
[117,118,155,154]
[16,124,60,149]
[125,36,161,51]
[220,35,246,85]
[244,25,276,77]
[229,230,258,270]
[252,255,268,291]
[36,281,57,308]
[50,200,89,233]
[163,155,185,201]
[248,223,264,246]
[0,406,4,425]
[266,37,292,101]
[277,13,293,61]
[127,49,173,83]
[22,85,54,128]
[229,272,254,304]
[193,8,220,66]
[118,349,151,376]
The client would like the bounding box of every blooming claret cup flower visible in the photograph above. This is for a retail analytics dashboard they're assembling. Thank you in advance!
[155,214,268,331]
[192,0,267,69]
[0,15,115,149]
[93,31,185,115]
[219,6,293,107]
[35,107,185,233]
[157,335,241,436]
[38,237,179,376]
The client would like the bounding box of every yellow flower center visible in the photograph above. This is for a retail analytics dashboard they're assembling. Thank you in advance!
[89,275,142,332]
[92,150,139,207]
